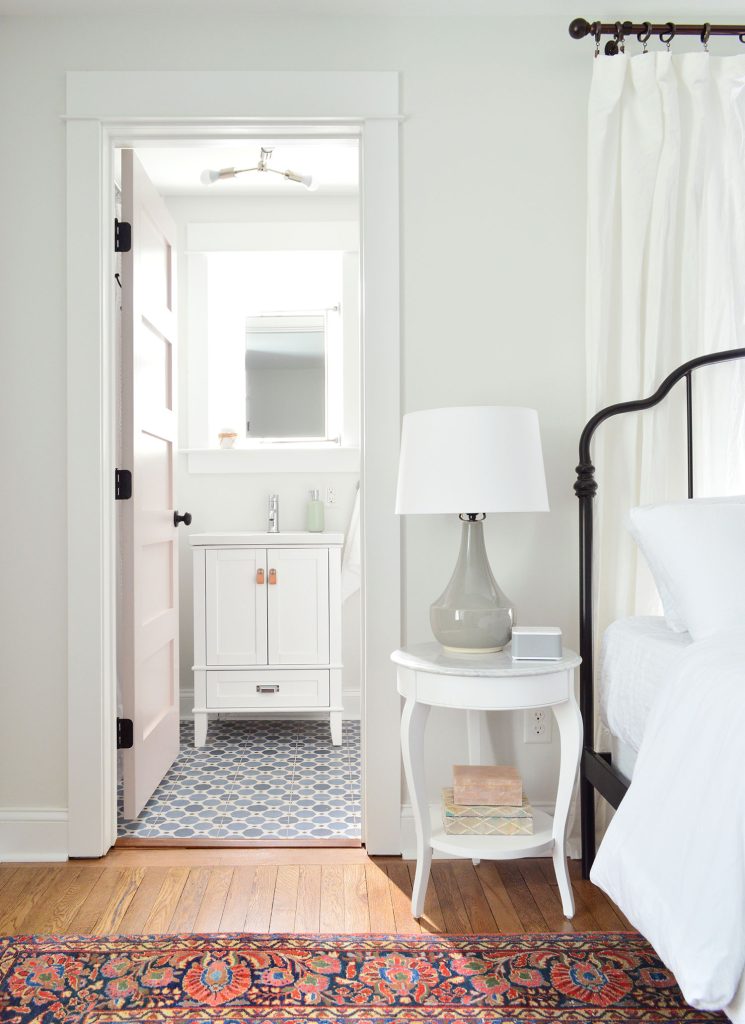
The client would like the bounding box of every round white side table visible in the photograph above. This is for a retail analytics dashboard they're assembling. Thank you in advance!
[392,643,582,920]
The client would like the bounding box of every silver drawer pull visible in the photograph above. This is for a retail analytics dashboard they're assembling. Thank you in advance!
[256,684,280,694]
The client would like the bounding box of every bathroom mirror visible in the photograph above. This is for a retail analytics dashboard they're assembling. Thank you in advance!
[245,314,329,440]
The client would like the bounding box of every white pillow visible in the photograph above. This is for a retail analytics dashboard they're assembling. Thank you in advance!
[628,497,745,641]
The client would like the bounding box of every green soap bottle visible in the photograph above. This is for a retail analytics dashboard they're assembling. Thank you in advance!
[307,488,325,532]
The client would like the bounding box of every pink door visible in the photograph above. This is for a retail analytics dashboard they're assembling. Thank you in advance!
[119,149,181,820]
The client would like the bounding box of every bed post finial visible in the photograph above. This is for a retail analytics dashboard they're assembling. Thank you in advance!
[574,462,597,498]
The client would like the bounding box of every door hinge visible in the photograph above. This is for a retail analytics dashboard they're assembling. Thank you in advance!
[117,718,134,750]
[115,468,132,500]
[115,218,132,253]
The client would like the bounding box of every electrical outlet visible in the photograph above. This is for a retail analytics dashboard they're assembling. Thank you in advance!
[524,708,552,744]
[326,486,336,506]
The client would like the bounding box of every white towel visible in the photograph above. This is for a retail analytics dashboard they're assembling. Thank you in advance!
[341,485,361,602]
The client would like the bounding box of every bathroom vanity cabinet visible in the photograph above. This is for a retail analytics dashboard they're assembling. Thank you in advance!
[190,532,344,746]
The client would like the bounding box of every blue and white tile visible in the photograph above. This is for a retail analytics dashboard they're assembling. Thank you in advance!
[117,718,361,840]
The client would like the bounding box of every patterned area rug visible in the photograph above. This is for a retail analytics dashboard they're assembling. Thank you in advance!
[0,932,726,1022]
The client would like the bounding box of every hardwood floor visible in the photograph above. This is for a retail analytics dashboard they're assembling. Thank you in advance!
[0,850,630,937]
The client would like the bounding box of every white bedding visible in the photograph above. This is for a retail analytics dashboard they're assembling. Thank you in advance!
[600,615,692,755]
[591,627,745,1020]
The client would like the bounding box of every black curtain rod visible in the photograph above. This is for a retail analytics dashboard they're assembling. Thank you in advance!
[570,17,745,42]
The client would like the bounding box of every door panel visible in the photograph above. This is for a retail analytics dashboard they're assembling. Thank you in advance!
[120,149,181,821]
[206,548,268,666]
[267,548,330,665]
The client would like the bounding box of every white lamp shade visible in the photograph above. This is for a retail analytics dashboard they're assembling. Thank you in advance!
[395,406,549,515]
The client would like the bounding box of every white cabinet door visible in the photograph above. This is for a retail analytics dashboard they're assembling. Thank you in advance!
[206,549,268,665]
[267,547,330,665]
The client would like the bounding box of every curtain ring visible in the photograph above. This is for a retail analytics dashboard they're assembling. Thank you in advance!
[592,20,601,58]
[637,21,652,54]
[660,22,675,52]
[701,23,711,52]
[615,20,625,54]
[739,32,745,45]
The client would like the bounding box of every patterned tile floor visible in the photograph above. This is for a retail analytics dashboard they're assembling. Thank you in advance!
[117,719,361,841]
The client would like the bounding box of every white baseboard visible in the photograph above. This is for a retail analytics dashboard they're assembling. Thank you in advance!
[0,808,68,862]
[341,688,361,720]
[179,689,361,722]
[400,800,558,860]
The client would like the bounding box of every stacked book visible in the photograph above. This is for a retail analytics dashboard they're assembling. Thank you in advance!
[442,765,534,836]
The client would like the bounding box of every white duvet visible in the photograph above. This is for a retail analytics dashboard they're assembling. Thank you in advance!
[591,627,745,1020]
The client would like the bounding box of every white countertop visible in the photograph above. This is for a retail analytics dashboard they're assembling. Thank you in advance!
[189,531,345,546]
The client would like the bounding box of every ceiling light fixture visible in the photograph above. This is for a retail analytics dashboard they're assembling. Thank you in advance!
[200,147,317,190]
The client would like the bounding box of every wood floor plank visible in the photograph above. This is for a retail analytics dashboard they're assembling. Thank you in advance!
[142,868,190,934]
[92,868,144,934]
[496,861,548,933]
[70,869,132,934]
[534,860,602,931]
[220,866,257,933]
[294,865,321,933]
[15,865,84,934]
[0,864,68,935]
[343,864,369,933]
[365,861,396,933]
[24,864,106,934]
[431,862,472,933]
[319,864,345,932]
[106,848,369,868]
[270,865,299,932]
[565,861,631,931]
[385,862,421,934]
[451,862,498,933]
[519,861,575,933]
[243,865,277,932]
[407,861,446,934]
[474,862,523,933]
[168,868,211,933]
[193,868,233,933]
[117,868,169,933]
[0,864,21,902]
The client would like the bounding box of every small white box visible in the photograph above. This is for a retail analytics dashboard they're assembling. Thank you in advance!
[511,626,563,661]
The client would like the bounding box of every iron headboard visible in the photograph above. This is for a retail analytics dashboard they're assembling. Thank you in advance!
[574,346,745,878]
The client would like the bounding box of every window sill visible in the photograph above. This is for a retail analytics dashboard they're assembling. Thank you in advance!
[183,446,361,475]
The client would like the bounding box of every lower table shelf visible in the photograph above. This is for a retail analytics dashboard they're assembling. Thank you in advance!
[430,808,555,860]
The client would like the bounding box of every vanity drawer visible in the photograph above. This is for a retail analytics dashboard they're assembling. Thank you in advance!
[206,669,330,709]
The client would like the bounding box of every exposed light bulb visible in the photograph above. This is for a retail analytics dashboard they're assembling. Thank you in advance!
[200,167,237,185]
[284,169,317,191]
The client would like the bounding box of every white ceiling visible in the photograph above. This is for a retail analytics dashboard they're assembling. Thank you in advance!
[135,140,359,197]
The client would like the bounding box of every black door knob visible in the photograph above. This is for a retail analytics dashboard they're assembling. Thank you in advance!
[174,511,192,527]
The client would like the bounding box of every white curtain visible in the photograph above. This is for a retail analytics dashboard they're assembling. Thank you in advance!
[586,52,745,823]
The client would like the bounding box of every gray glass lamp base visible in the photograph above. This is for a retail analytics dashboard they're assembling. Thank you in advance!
[430,516,513,653]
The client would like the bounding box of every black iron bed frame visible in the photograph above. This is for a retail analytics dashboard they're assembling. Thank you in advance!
[574,346,745,879]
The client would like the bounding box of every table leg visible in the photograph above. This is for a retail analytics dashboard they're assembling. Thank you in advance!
[551,691,583,918]
[401,697,431,919]
[466,709,482,866]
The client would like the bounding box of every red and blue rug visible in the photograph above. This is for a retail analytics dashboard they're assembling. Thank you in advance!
[0,932,726,1022]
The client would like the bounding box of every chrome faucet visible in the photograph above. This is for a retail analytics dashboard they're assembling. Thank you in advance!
[268,494,280,533]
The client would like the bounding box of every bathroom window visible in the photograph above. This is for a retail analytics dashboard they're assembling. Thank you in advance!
[245,310,342,442]
[195,249,358,453]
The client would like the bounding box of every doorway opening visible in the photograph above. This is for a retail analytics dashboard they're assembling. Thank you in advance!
[115,136,363,846]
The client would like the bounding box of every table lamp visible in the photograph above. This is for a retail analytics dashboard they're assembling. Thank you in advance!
[395,406,549,653]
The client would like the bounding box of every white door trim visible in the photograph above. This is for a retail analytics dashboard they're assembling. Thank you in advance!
[66,71,401,857]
